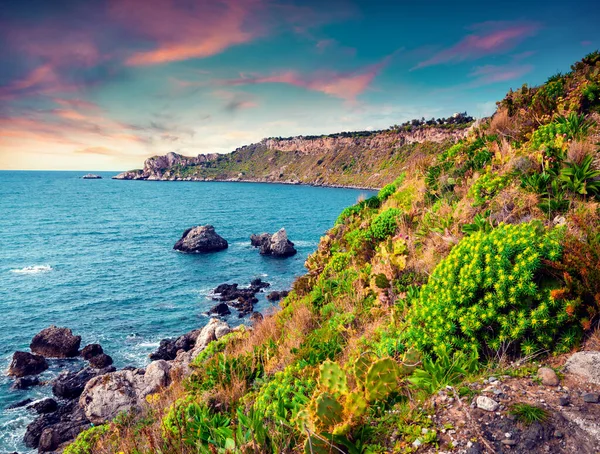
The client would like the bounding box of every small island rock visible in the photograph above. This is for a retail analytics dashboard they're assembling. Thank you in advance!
[250,228,297,257]
[30,326,81,358]
[7,351,48,377]
[82,174,102,179]
[173,225,228,253]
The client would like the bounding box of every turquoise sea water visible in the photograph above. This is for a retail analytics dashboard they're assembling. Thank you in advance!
[0,171,372,452]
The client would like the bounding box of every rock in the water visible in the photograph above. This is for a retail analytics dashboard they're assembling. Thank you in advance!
[538,367,559,386]
[149,329,202,361]
[266,290,289,301]
[82,174,102,179]
[476,396,499,412]
[80,360,171,424]
[89,353,113,369]
[564,351,600,385]
[28,398,58,414]
[250,228,297,257]
[173,225,228,253]
[7,351,48,377]
[81,344,103,360]
[30,326,81,358]
[209,302,231,316]
[52,366,115,399]
[6,398,33,410]
[11,376,40,390]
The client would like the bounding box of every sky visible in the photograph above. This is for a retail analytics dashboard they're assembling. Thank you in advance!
[0,0,598,171]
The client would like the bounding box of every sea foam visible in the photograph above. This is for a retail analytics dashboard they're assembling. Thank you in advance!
[10,265,53,274]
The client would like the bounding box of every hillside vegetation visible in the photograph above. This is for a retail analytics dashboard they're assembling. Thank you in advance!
[76,52,600,453]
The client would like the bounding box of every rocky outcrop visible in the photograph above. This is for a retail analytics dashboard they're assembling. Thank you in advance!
[52,366,115,399]
[7,351,48,377]
[80,360,170,424]
[564,351,600,385]
[212,279,270,317]
[113,151,219,180]
[28,398,58,414]
[24,399,90,450]
[30,326,81,358]
[80,343,113,369]
[173,225,228,253]
[266,290,289,301]
[251,228,297,257]
[81,319,232,424]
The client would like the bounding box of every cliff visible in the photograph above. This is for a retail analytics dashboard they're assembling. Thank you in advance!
[113,126,471,189]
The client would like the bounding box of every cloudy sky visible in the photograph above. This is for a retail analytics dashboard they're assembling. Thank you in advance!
[0,0,597,170]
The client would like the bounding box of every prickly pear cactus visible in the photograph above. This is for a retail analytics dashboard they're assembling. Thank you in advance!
[353,353,376,386]
[365,357,400,402]
[304,434,336,454]
[319,360,348,395]
[344,391,367,417]
[398,349,420,376]
[311,392,343,431]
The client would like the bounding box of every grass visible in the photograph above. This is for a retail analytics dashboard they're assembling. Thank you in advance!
[509,403,550,425]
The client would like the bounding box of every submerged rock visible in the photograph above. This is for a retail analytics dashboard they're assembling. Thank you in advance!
[266,290,289,301]
[11,376,40,390]
[250,228,297,257]
[30,326,81,358]
[173,225,228,253]
[7,351,48,377]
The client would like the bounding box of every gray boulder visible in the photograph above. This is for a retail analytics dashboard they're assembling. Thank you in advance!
[7,351,48,377]
[79,360,171,424]
[52,366,115,399]
[173,225,228,253]
[30,326,81,358]
[250,228,297,257]
[564,351,600,385]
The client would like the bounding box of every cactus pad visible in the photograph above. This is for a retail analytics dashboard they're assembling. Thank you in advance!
[365,357,400,402]
[353,353,376,386]
[344,391,368,417]
[319,360,348,395]
[311,392,343,431]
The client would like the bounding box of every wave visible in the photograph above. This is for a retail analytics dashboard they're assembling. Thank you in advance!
[10,264,53,274]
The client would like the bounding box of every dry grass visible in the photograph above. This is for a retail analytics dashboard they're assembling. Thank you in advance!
[567,140,595,164]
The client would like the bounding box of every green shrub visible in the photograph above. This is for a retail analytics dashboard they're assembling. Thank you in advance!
[374,273,390,289]
[368,208,401,241]
[64,425,109,454]
[253,364,316,422]
[405,222,580,358]
[468,172,511,206]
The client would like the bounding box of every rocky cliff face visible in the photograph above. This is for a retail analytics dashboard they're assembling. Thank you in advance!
[113,127,469,188]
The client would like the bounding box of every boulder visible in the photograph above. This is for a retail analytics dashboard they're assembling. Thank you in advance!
[209,302,231,316]
[250,228,296,257]
[52,366,115,399]
[80,344,103,360]
[28,398,58,414]
[476,396,499,412]
[149,328,202,361]
[80,360,171,424]
[266,290,289,301]
[24,400,89,449]
[11,376,40,390]
[564,351,600,385]
[39,427,59,451]
[249,312,264,324]
[7,351,48,377]
[537,367,559,386]
[89,353,113,369]
[30,326,81,358]
[173,225,228,253]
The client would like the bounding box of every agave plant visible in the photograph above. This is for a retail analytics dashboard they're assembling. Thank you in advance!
[555,112,594,141]
[559,155,600,196]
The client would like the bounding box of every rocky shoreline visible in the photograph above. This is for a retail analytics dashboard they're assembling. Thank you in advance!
[4,273,289,453]
[113,173,380,191]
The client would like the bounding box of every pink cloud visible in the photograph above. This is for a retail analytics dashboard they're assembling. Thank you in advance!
[469,64,533,85]
[413,22,540,70]
[110,0,262,66]
[220,58,390,102]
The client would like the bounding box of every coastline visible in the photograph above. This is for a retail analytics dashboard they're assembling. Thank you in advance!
[111,175,380,191]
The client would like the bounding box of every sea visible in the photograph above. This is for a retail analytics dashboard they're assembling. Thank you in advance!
[0,171,373,452]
